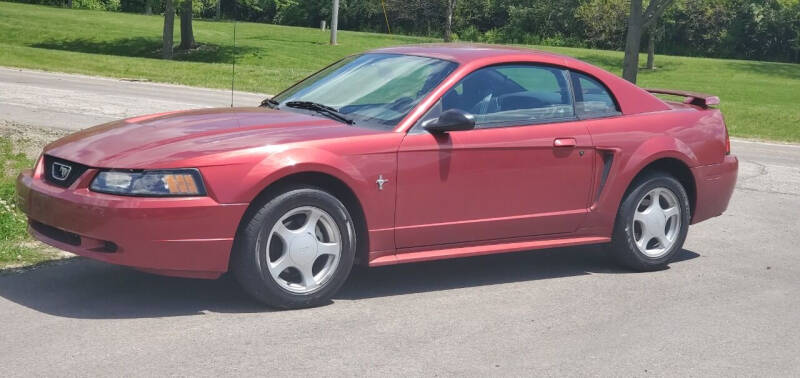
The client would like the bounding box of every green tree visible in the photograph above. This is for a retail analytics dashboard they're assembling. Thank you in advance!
[622,0,674,83]
[576,0,629,50]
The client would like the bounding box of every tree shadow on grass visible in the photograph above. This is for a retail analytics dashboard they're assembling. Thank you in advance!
[727,61,800,80]
[568,52,624,71]
[0,245,699,319]
[636,60,684,76]
[32,37,258,64]
[243,34,328,46]
[562,52,684,76]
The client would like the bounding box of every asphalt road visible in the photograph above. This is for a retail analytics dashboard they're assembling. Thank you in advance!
[0,67,266,130]
[1,68,799,376]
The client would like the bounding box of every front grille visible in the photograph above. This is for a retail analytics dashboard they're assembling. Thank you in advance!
[30,221,81,246]
[43,155,89,188]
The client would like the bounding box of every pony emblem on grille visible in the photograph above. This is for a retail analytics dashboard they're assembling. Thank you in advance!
[51,162,72,181]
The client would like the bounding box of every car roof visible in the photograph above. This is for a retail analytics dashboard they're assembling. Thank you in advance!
[370,43,671,116]
[369,43,578,65]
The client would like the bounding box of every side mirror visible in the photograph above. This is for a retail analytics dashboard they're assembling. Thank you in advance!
[422,109,476,133]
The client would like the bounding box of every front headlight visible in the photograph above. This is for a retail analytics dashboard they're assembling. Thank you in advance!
[90,169,206,197]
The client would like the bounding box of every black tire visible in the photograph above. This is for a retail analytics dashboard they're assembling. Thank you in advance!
[609,172,691,271]
[232,187,356,309]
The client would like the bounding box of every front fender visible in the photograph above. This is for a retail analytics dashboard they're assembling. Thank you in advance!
[200,144,399,253]
[248,147,368,203]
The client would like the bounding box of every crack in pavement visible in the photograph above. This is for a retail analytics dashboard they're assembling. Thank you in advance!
[734,186,800,197]
[737,160,768,182]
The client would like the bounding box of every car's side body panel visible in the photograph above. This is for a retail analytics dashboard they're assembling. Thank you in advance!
[370,235,610,266]
[395,120,594,248]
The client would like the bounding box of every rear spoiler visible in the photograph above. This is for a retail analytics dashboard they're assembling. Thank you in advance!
[645,88,720,108]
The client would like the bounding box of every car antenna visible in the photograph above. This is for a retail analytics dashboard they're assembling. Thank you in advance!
[230,20,236,108]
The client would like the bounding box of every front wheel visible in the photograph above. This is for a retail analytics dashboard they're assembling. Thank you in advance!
[609,172,691,271]
[232,187,356,309]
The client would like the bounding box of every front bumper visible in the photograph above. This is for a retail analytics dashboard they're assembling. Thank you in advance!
[691,155,738,224]
[16,168,248,279]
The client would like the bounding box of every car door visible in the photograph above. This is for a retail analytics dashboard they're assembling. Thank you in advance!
[395,64,595,249]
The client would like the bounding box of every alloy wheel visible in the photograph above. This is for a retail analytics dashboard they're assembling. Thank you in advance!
[632,187,682,258]
[262,206,342,294]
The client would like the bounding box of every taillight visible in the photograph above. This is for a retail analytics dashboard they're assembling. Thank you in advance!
[724,127,731,155]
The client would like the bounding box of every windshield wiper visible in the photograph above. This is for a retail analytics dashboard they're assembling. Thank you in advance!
[261,98,280,109]
[284,101,355,125]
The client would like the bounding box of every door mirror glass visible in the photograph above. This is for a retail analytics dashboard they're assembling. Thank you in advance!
[422,109,476,133]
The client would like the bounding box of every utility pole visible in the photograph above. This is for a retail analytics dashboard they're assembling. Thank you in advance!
[330,0,339,45]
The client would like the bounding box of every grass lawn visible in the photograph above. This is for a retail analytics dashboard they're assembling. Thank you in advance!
[2,2,799,142]
[0,138,36,267]
[0,137,65,269]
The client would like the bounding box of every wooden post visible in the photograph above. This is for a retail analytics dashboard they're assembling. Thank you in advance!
[162,0,174,59]
[646,29,655,69]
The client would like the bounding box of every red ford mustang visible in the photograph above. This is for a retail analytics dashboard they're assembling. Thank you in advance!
[17,44,737,308]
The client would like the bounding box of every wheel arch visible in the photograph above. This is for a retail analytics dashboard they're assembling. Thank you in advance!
[623,157,697,220]
[232,170,370,269]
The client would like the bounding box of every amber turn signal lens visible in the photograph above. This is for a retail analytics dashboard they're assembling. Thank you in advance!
[164,174,201,195]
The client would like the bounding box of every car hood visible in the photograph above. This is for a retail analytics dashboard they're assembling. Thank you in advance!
[44,107,384,168]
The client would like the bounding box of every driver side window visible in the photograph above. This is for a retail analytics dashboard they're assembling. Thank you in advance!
[440,64,575,128]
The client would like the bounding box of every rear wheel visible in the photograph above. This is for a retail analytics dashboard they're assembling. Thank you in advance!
[609,172,691,271]
[232,187,356,309]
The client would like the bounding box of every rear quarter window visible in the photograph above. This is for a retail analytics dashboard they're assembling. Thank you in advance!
[570,71,620,119]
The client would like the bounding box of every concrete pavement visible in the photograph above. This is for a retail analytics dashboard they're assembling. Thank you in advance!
[0,67,799,376]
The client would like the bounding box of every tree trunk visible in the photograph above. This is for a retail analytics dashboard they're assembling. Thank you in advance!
[443,0,454,42]
[216,0,221,20]
[622,0,643,83]
[179,0,195,50]
[623,0,673,82]
[330,0,340,45]
[163,0,175,59]
[66,0,72,8]
[145,0,152,15]
[646,29,655,70]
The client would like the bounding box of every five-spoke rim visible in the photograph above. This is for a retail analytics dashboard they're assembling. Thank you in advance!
[632,187,681,258]
[262,206,341,294]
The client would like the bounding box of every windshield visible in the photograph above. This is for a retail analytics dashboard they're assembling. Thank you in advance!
[271,53,458,129]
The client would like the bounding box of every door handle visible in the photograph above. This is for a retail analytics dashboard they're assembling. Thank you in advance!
[553,138,577,147]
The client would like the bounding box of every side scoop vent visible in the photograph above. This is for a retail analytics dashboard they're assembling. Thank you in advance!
[595,151,615,201]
